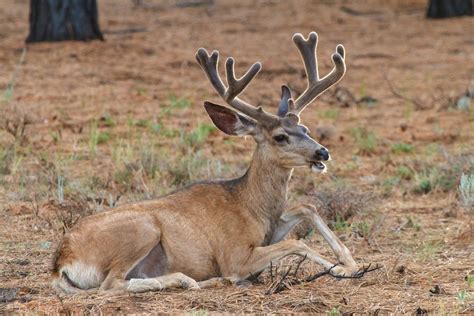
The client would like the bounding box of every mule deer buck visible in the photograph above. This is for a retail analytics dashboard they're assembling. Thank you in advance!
[52,32,360,294]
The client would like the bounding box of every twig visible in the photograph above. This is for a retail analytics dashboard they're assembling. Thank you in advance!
[305,263,339,282]
[329,263,382,279]
[292,254,307,277]
[266,266,292,295]
[265,261,382,295]
[265,255,308,295]
[269,261,274,284]
[383,72,427,110]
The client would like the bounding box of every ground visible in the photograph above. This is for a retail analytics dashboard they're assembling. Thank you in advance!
[0,0,473,314]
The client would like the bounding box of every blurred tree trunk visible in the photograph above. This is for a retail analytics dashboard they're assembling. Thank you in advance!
[427,0,473,18]
[26,0,104,43]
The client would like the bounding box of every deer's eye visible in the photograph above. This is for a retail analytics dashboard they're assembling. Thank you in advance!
[273,134,288,143]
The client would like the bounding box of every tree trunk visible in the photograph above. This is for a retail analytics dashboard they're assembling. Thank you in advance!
[427,0,473,18]
[26,0,104,43]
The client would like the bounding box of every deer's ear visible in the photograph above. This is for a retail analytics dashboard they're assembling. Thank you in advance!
[204,101,256,136]
[277,85,293,117]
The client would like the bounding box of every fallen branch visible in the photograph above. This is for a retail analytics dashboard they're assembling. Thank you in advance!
[383,73,427,110]
[328,263,382,279]
[265,260,382,295]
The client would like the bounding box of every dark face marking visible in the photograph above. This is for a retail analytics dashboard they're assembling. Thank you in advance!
[280,123,311,142]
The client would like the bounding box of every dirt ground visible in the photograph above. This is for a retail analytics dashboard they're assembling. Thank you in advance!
[1,0,473,314]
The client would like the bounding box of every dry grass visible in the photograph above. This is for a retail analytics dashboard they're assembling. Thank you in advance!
[1,0,473,314]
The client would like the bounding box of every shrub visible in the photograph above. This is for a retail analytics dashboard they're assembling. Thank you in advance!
[310,184,376,224]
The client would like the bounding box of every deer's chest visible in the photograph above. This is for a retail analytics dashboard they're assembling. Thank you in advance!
[260,211,283,247]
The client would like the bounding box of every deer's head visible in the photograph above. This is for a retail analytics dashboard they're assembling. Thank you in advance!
[196,32,345,174]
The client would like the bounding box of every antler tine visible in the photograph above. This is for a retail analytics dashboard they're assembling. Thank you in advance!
[224,57,261,101]
[293,32,319,84]
[196,48,279,126]
[292,32,346,115]
[195,48,226,96]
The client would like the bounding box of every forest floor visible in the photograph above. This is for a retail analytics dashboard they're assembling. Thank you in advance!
[0,0,473,314]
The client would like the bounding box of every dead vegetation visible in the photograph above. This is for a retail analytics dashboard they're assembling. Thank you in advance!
[0,0,473,313]
[311,185,376,223]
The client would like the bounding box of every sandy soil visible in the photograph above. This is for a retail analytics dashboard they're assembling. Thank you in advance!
[0,0,473,314]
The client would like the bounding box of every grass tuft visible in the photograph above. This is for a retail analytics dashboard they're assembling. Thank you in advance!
[350,127,377,155]
[391,142,414,154]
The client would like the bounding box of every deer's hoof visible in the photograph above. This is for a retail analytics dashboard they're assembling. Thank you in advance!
[330,265,359,278]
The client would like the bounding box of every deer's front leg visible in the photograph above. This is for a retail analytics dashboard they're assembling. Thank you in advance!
[270,203,358,275]
[238,239,336,278]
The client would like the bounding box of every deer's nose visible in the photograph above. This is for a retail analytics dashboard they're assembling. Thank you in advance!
[315,148,330,161]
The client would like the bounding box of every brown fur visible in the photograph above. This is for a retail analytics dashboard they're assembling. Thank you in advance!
[53,148,291,289]
[52,32,360,293]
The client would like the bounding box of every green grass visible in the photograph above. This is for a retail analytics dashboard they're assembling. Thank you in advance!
[350,127,377,155]
[131,118,151,128]
[50,130,61,144]
[114,166,135,191]
[100,113,116,127]
[134,86,147,96]
[412,159,471,194]
[319,109,340,119]
[332,215,350,232]
[396,165,413,180]
[328,306,341,316]
[380,176,401,196]
[97,132,110,144]
[466,273,473,288]
[405,215,422,231]
[139,145,161,179]
[414,174,433,194]
[160,94,192,117]
[89,121,110,155]
[456,289,470,305]
[352,221,370,237]
[416,241,443,261]
[185,123,216,147]
[2,47,27,104]
[150,122,162,134]
[0,144,22,176]
[391,142,414,154]
[168,94,192,109]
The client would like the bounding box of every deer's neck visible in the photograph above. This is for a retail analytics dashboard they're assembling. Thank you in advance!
[231,144,292,222]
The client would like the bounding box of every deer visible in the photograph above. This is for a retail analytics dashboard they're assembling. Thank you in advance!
[52,32,361,294]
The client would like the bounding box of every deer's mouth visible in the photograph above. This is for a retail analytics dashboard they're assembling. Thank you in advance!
[309,161,327,173]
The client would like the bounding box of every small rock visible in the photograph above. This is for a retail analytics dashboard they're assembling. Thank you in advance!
[429,284,446,295]
[358,96,378,107]
[456,95,471,111]
[0,288,18,303]
[14,259,30,266]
